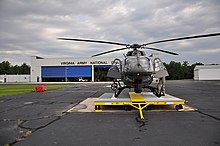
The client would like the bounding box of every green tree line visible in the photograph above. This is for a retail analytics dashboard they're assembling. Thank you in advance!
[0,60,203,80]
[164,61,203,80]
[0,61,30,74]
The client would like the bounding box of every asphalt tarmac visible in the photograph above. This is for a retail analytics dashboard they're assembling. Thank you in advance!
[0,81,219,146]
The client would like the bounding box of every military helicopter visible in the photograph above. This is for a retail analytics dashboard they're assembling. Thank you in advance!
[57,32,220,97]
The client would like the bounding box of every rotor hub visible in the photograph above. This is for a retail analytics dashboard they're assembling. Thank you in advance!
[130,44,142,48]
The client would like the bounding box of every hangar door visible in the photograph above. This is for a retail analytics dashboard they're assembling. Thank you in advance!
[66,66,92,77]
[94,65,111,81]
[42,66,92,82]
[42,66,66,78]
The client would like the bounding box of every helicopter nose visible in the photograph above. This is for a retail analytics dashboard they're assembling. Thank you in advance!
[134,64,144,72]
[126,64,146,76]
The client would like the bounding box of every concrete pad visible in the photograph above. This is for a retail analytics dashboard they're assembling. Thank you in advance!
[67,98,95,112]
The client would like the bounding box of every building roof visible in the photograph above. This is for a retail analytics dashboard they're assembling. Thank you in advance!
[194,64,220,70]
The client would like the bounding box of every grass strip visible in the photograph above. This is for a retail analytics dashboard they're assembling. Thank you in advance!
[0,84,67,97]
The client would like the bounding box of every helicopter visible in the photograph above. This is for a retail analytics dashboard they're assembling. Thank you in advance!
[57,32,220,97]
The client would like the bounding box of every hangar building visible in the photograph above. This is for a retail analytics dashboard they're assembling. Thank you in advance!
[31,56,115,82]
[194,64,220,80]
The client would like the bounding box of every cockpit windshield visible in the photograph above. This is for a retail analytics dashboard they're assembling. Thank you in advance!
[124,56,153,72]
[139,56,153,71]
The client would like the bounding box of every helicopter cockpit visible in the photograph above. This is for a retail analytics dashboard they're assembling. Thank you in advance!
[123,56,154,73]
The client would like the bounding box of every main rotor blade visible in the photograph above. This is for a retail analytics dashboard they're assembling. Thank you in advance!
[92,47,128,57]
[144,47,178,55]
[57,38,128,46]
[144,32,220,46]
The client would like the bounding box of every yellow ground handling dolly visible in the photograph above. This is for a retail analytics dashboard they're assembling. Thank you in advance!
[94,92,185,120]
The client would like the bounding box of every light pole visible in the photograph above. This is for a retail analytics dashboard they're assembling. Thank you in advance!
[65,67,69,82]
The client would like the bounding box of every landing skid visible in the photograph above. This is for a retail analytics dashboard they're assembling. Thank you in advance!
[114,86,126,97]
[145,86,165,97]
[111,80,165,98]
[111,80,126,97]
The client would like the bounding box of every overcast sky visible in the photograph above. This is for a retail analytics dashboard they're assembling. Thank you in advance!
[0,0,220,65]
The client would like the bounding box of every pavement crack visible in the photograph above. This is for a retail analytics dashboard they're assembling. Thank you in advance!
[31,116,61,131]
[17,114,62,130]
[135,117,148,132]
[196,110,220,121]
[4,114,65,146]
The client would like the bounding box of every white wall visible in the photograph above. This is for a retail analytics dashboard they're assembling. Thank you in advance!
[194,65,220,80]
[0,75,30,83]
[198,69,220,80]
